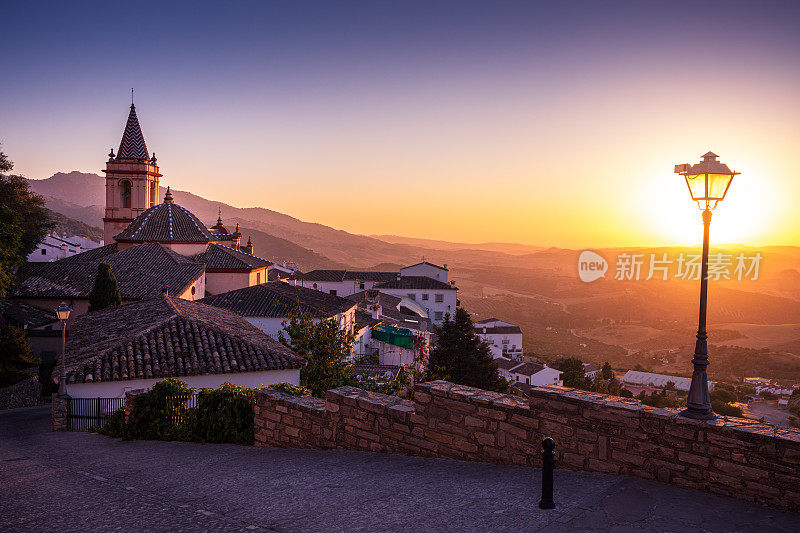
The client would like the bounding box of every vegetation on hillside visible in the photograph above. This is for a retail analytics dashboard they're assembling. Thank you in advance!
[45,208,104,242]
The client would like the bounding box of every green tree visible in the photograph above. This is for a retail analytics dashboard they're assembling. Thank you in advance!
[279,309,355,397]
[88,263,122,312]
[425,307,509,393]
[556,358,592,390]
[0,149,12,172]
[0,149,54,295]
[0,207,22,296]
[601,361,614,380]
[0,324,40,386]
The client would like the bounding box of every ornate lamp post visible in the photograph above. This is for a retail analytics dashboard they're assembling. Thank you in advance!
[674,152,738,420]
[56,302,71,395]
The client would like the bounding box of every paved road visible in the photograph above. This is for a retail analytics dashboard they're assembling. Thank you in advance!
[1,406,798,532]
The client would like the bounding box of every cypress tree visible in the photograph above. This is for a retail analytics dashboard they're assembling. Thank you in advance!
[425,307,509,393]
[88,262,122,312]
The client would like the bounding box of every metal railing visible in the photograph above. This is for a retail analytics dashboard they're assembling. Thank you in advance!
[67,397,125,431]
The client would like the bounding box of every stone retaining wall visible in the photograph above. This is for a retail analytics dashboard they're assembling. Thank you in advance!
[0,376,43,411]
[254,381,800,512]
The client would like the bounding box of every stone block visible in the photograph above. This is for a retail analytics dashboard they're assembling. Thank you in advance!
[476,407,507,420]
[587,458,620,474]
[678,451,710,468]
[712,459,766,481]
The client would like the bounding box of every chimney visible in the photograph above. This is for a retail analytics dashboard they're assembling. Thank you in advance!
[243,236,253,255]
[371,304,382,320]
[161,286,170,295]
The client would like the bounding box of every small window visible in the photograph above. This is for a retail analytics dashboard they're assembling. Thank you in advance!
[120,179,132,208]
[435,311,443,320]
[41,249,47,255]
[330,290,337,296]
[435,294,444,303]
[407,293,416,301]
[421,293,429,301]
[359,282,365,290]
[191,286,196,296]
[256,273,261,284]
[526,378,530,384]
[150,181,156,207]
[313,283,318,289]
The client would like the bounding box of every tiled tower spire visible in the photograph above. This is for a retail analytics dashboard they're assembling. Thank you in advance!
[117,104,149,160]
[102,101,161,244]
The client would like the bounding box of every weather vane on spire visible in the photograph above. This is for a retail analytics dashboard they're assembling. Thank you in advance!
[131,88,134,106]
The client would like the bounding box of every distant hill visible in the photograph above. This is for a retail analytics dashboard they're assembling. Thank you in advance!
[28,171,106,206]
[26,172,427,268]
[25,170,800,381]
[45,209,104,242]
[371,235,544,255]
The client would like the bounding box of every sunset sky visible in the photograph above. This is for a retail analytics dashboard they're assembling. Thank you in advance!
[2,1,799,248]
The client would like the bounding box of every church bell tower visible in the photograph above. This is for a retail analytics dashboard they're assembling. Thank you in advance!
[102,102,162,244]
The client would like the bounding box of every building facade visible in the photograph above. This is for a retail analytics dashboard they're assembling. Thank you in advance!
[474,318,523,359]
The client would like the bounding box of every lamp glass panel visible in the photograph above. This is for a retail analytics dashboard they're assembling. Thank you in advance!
[706,173,733,200]
[685,174,707,201]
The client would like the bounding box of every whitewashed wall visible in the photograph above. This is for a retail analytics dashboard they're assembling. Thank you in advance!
[66,369,301,398]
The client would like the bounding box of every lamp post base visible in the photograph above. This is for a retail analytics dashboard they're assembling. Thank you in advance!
[680,406,716,421]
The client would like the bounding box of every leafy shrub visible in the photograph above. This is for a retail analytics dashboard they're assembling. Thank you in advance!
[619,388,634,398]
[96,379,258,445]
[185,382,257,445]
[711,388,737,404]
[97,407,127,437]
[712,400,744,417]
[268,382,311,396]
[125,378,193,441]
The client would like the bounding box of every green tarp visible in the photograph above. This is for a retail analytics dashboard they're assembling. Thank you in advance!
[372,324,415,349]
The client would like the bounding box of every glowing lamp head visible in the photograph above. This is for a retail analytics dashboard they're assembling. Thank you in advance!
[56,302,71,322]
[674,151,738,209]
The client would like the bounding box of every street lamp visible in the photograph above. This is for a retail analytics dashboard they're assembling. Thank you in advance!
[674,152,739,420]
[56,302,71,395]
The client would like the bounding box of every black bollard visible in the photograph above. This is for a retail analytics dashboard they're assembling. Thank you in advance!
[539,437,555,509]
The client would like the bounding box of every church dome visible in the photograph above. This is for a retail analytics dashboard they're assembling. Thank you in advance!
[114,188,216,244]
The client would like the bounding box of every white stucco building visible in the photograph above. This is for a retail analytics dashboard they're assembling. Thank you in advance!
[27,233,102,262]
[474,318,523,360]
[496,360,562,387]
[293,262,456,325]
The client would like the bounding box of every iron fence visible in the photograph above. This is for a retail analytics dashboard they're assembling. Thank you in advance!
[67,397,125,431]
[164,394,198,426]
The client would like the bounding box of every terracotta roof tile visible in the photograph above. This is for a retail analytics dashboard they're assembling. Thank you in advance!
[13,243,204,300]
[60,295,304,384]
[374,276,455,291]
[115,201,216,243]
[194,244,272,271]
[200,282,355,318]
